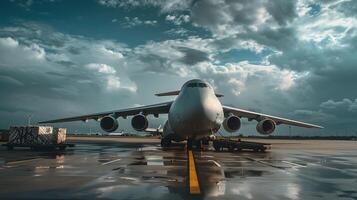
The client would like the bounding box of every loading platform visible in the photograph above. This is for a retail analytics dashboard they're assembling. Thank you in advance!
[212,139,271,152]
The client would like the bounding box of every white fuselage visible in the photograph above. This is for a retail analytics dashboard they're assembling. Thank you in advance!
[167,80,224,140]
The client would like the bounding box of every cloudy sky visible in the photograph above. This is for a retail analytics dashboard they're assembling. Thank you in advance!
[0,0,356,136]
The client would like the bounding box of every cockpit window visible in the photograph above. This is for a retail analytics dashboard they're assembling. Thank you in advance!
[198,83,208,87]
[187,83,196,87]
[187,82,208,88]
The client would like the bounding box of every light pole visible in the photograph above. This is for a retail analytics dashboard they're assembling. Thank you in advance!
[27,114,33,126]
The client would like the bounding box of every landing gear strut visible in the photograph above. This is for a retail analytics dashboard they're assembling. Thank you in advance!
[187,138,202,150]
[194,140,202,150]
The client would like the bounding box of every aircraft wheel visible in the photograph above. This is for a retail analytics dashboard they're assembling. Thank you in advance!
[202,138,209,145]
[228,145,235,152]
[213,143,221,151]
[161,138,171,147]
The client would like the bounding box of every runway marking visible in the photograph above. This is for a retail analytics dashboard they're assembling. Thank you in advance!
[6,157,43,165]
[282,161,306,168]
[244,157,287,169]
[188,150,201,194]
[208,160,222,168]
[102,158,121,165]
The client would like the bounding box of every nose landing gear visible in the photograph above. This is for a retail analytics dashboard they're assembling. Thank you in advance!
[187,138,202,150]
[160,137,172,147]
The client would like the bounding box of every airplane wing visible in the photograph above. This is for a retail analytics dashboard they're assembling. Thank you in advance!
[39,101,173,124]
[222,105,323,128]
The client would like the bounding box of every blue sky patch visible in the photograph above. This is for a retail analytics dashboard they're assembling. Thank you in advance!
[308,4,321,16]
[214,48,272,65]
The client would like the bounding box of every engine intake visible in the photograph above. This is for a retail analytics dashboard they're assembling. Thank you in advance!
[223,115,241,132]
[100,115,119,132]
[256,118,276,135]
[131,114,148,131]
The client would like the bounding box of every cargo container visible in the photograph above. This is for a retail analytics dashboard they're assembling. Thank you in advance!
[8,126,53,145]
[53,128,66,144]
[3,126,74,150]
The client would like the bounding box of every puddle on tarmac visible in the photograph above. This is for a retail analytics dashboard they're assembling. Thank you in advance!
[130,161,147,165]
[129,155,186,166]
[145,155,164,166]
[224,169,272,178]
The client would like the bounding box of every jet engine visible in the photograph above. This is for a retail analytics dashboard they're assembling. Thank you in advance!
[256,118,276,135]
[131,114,148,131]
[223,115,241,132]
[100,115,119,132]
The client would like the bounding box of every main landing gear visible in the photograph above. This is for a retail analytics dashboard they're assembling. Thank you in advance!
[160,137,207,150]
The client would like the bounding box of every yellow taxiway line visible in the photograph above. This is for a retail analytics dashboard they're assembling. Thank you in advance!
[188,150,201,194]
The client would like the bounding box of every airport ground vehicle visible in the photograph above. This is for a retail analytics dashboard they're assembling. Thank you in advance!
[212,139,270,152]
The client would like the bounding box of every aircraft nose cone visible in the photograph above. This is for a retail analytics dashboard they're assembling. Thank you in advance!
[168,89,223,137]
[182,94,222,134]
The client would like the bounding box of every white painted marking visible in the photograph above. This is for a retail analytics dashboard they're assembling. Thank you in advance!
[282,161,306,167]
[209,160,222,168]
[7,157,42,165]
[102,158,121,165]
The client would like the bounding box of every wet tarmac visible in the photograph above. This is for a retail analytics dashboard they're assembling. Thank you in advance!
[0,140,357,200]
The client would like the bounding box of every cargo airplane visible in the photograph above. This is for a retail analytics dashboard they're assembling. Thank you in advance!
[40,79,322,147]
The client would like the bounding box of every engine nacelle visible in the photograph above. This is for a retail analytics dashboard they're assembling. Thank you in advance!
[100,115,119,132]
[223,115,241,132]
[256,118,276,135]
[131,114,148,131]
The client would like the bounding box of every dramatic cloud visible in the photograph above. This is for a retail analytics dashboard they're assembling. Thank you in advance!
[0,24,138,131]
[85,63,117,74]
[122,17,158,28]
[165,14,190,25]
[98,0,193,12]
[321,99,357,112]
[1,0,357,135]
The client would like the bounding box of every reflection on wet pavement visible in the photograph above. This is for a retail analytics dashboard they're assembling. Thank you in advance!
[0,142,357,199]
